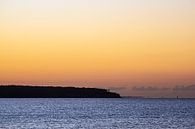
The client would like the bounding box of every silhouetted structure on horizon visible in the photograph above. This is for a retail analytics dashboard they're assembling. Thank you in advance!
[0,85,121,98]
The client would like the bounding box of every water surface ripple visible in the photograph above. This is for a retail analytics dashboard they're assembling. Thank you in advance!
[0,98,195,129]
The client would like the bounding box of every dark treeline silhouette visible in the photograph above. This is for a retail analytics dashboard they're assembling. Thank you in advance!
[0,85,121,98]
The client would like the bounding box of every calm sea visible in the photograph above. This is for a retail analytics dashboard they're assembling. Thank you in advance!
[0,98,195,129]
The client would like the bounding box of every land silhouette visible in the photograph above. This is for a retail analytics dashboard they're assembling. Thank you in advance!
[0,85,121,98]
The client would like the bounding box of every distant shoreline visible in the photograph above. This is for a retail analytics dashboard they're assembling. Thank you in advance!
[0,85,121,98]
[123,96,195,99]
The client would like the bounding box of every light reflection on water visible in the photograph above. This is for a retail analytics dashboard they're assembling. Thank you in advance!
[0,98,195,129]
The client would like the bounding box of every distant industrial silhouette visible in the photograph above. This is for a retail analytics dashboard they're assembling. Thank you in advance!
[0,85,121,98]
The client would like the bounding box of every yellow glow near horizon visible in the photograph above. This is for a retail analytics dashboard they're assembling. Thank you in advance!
[0,0,195,96]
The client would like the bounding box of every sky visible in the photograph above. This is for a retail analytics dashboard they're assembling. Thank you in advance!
[0,0,195,97]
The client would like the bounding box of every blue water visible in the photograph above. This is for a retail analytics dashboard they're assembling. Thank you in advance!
[0,99,195,129]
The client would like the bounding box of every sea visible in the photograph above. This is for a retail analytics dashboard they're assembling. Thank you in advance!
[0,98,195,129]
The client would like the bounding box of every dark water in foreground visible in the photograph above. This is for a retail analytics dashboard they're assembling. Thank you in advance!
[0,99,195,129]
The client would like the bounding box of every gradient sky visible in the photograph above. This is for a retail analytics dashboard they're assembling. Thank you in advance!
[0,0,195,97]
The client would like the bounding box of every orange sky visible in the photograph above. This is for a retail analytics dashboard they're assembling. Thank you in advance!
[0,0,195,97]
